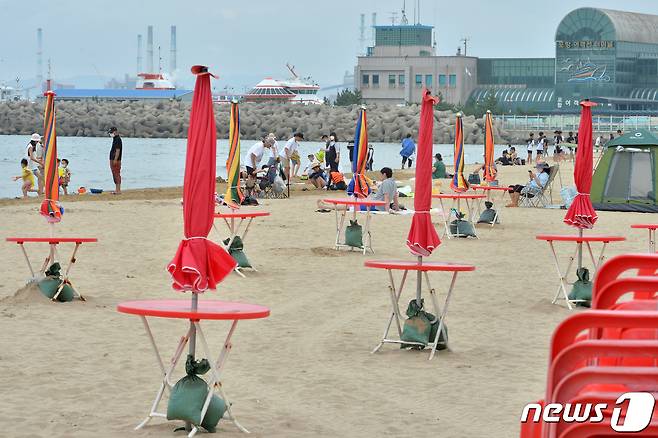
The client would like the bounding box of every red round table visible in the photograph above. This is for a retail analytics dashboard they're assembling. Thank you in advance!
[536,234,626,309]
[432,193,486,238]
[117,299,270,434]
[364,259,476,360]
[631,224,658,253]
[213,211,270,277]
[6,236,98,301]
[322,198,387,255]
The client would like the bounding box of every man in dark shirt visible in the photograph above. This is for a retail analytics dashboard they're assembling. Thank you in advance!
[109,127,122,194]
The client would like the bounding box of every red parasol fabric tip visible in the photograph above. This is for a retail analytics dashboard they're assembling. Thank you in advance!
[407,89,441,256]
[564,99,598,229]
[168,66,235,292]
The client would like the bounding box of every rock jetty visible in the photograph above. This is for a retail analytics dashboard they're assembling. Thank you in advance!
[0,100,514,144]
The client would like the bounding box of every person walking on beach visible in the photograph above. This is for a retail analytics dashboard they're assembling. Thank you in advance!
[244,136,273,175]
[26,133,44,195]
[366,144,374,171]
[526,132,535,165]
[108,127,122,194]
[400,133,415,169]
[536,132,545,163]
[279,132,303,183]
[13,158,38,198]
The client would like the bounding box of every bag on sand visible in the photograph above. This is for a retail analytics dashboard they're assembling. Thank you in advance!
[568,267,593,307]
[450,219,476,237]
[37,262,75,302]
[344,220,363,248]
[400,299,448,350]
[273,176,286,194]
[477,201,499,224]
[167,355,226,433]
[223,236,251,268]
[467,173,481,185]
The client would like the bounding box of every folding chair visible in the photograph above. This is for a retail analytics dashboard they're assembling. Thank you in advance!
[258,165,288,199]
[519,165,559,208]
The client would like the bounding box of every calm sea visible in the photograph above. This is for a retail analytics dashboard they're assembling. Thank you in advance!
[0,135,508,199]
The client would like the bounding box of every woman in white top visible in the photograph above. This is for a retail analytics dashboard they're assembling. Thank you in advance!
[535,132,545,163]
[526,132,535,165]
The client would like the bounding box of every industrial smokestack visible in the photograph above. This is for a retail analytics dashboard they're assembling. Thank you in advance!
[371,13,377,43]
[137,34,143,74]
[37,28,43,92]
[170,25,177,74]
[147,25,154,73]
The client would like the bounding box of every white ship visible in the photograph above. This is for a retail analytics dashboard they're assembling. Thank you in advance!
[135,73,176,90]
[244,64,323,105]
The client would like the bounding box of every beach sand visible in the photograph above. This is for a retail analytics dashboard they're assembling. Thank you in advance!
[0,163,648,437]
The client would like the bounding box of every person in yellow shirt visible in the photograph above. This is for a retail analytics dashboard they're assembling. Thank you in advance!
[13,158,38,198]
[58,158,71,195]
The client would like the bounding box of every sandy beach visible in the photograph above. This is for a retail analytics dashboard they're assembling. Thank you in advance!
[0,163,649,437]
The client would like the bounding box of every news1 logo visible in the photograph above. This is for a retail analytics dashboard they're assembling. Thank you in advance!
[521,392,656,432]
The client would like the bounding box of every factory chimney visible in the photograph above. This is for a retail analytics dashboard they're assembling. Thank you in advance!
[137,34,143,74]
[147,25,154,73]
[170,25,177,75]
[37,28,43,92]
[371,13,377,43]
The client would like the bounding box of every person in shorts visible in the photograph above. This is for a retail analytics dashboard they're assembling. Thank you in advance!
[535,132,545,162]
[279,132,303,183]
[507,162,550,207]
[526,132,535,165]
[13,158,38,198]
[108,127,122,194]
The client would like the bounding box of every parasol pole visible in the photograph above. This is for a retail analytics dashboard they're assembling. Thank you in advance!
[577,228,583,272]
[185,291,198,433]
[416,255,423,306]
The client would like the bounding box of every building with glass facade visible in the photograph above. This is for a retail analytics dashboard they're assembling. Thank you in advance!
[357,8,658,114]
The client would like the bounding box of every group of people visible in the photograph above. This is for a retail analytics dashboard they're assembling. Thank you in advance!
[14,133,71,198]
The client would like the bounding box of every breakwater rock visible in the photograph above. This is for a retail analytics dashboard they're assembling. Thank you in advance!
[0,100,514,144]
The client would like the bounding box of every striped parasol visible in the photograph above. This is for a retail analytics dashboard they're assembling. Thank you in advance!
[224,99,243,209]
[39,90,63,223]
[348,105,371,198]
[483,110,497,182]
[450,113,469,192]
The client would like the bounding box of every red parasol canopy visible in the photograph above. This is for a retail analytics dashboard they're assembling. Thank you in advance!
[564,100,598,229]
[167,66,236,292]
[407,90,441,256]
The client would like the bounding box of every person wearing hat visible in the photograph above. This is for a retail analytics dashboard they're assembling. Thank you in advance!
[26,133,44,195]
[243,136,273,175]
[279,132,303,183]
[307,160,326,189]
[506,162,551,207]
[108,127,122,194]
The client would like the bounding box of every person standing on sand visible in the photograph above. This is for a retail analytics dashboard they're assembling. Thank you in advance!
[108,127,122,194]
[26,133,44,195]
[279,132,303,183]
[526,132,535,165]
[400,133,415,169]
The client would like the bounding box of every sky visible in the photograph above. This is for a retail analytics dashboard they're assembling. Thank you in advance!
[1,0,658,91]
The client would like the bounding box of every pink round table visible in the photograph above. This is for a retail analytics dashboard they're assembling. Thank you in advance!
[117,299,270,434]
[432,193,487,238]
[6,236,98,300]
[364,259,475,360]
[213,211,270,277]
[631,224,658,252]
[536,234,626,309]
[322,198,386,255]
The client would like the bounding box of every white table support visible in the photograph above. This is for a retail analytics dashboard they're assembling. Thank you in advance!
[333,207,376,255]
[435,197,481,239]
[135,316,248,436]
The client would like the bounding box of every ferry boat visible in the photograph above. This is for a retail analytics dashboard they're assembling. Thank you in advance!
[243,64,323,104]
[135,73,176,90]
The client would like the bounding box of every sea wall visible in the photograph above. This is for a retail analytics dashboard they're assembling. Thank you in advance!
[0,100,516,144]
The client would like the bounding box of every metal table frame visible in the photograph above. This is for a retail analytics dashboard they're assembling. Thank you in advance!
[323,198,386,255]
[213,211,270,277]
[432,194,486,239]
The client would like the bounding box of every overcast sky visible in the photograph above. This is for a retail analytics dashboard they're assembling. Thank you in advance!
[1,0,658,90]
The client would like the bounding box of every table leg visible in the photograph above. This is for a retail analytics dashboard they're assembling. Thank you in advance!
[135,317,191,431]
[428,272,457,361]
[363,209,374,255]
[372,270,407,354]
[438,199,451,239]
[240,218,255,244]
[465,199,479,239]
[52,243,85,301]
[17,243,36,279]
[333,208,344,250]
[651,230,656,253]
[587,242,608,273]
[547,241,576,310]
[192,320,249,435]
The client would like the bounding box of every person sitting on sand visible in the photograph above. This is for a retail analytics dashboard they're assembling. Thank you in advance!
[242,170,261,199]
[506,162,550,207]
[432,153,452,178]
[316,167,399,213]
[13,158,38,198]
[302,154,316,177]
[307,161,326,189]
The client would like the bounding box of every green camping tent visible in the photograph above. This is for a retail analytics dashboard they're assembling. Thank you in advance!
[591,129,658,212]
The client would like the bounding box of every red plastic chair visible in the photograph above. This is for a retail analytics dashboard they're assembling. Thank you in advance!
[593,276,658,309]
[550,367,658,438]
[593,254,658,298]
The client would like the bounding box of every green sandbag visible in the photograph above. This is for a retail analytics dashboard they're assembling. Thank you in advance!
[37,262,75,302]
[167,355,226,433]
[568,267,593,307]
[223,236,252,268]
[477,202,499,224]
[344,220,363,248]
[450,219,477,237]
[401,299,448,350]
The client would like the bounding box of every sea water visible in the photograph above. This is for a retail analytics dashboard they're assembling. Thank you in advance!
[0,135,509,199]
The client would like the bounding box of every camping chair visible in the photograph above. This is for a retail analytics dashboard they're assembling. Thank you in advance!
[258,164,288,199]
[519,165,559,208]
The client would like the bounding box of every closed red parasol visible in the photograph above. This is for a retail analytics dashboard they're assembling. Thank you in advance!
[168,66,236,292]
[564,100,598,229]
[407,90,441,256]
